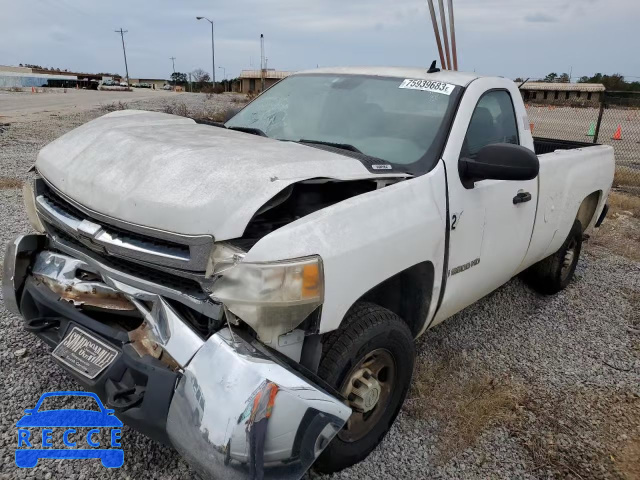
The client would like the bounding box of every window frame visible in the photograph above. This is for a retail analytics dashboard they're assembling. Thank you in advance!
[458,88,521,162]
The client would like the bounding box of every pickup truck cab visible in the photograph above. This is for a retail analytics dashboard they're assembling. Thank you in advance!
[4,66,613,479]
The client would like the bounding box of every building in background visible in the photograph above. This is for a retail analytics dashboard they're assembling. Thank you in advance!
[0,65,78,88]
[519,82,605,106]
[129,78,168,89]
[237,69,291,94]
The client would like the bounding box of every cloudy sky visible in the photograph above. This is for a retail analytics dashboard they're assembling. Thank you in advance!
[1,0,638,82]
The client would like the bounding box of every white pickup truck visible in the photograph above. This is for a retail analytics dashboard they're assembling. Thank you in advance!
[4,66,614,479]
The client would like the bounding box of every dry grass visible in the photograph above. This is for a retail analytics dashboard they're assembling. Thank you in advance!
[588,191,640,261]
[617,435,640,480]
[0,177,23,189]
[609,191,640,217]
[406,357,640,478]
[511,389,640,479]
[100,101,129,112]
[405,358,525,463]
[614,166,640,189]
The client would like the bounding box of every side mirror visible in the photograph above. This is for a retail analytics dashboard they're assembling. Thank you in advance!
[459,143,539,188]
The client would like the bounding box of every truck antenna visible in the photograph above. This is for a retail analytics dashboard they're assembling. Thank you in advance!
[428,61,441,73]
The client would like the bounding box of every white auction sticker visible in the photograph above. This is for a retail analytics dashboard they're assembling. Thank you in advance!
[399,79,455,95]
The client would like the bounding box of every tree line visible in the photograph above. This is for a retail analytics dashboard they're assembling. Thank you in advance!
[170,69,236,93]
[515,72,640,92]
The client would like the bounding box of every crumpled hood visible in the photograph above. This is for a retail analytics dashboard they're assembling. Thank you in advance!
[36,110,407,239]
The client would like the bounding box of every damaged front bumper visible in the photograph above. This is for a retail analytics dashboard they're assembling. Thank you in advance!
[3,234,350,479]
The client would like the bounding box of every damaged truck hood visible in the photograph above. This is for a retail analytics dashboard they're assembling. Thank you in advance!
[36,110,408,239]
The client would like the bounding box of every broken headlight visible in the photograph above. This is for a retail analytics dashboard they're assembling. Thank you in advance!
[208,256,324,344]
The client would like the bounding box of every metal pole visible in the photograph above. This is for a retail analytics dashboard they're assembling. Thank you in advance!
[211,20,215,86]
[437,0,451,70]
[447,0,458,70]
[260,34,265,92]
[115,28,129,85]
[426,0,446,70]
[593,93,606,144]
[169,57,176,85]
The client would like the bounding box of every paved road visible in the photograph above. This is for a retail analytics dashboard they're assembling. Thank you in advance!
[0,89,178,122]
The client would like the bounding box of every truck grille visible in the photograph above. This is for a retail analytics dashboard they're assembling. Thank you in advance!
[34,178,213,272]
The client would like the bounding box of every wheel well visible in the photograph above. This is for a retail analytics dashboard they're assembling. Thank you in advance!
[357,261,434,337]
[576,191,601,232]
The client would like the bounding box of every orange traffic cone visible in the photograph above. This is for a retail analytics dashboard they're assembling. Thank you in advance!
[530,123,535,133]
[31,86,35,93]
[612,125,622,140]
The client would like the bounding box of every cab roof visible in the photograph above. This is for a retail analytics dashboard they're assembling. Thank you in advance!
[294,66,482,87]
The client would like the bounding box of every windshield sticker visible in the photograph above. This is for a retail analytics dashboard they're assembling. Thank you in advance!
[372,164,392,170]
[399,79,455,95]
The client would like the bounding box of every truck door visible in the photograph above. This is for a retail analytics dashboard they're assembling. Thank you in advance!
[434,82,537,324]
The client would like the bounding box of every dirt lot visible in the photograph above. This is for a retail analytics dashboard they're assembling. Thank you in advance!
[0,88,182,123]
[0,93,638,480]
[526,105,640,173]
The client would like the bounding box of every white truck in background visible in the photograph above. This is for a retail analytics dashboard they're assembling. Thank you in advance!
[4,66,613,479]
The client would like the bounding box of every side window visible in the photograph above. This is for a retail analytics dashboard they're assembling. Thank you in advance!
[461,90,519,158]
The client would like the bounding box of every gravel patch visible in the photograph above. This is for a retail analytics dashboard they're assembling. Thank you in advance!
[1,98,638,479]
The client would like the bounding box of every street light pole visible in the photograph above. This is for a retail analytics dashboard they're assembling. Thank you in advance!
[196,16,215,86]
[115,28,129,86]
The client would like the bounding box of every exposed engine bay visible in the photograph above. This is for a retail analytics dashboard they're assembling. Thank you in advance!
[232,178,398,250]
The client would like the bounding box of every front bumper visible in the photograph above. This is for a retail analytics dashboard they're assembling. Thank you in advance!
[3,235,350,479]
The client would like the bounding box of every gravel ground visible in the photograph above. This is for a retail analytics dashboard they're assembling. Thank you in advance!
[1,96,639,480]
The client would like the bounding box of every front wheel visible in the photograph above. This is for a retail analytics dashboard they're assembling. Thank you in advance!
[313,302,415,473]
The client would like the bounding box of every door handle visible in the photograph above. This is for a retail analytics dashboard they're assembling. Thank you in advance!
[513,192,532,204]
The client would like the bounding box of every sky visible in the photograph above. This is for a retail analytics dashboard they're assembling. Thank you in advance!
[1,0,639,82]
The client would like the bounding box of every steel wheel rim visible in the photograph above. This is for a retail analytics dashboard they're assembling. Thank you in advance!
[561,237,578,280]
[338,348,396,443]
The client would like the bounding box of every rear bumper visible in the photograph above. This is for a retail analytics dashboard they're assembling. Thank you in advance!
[3,234,350,479]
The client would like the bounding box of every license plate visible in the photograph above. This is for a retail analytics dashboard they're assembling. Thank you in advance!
[52,327,118,379]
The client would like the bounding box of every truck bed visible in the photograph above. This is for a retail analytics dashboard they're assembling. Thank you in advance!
[519,142,614,273]
[533,137,598,156]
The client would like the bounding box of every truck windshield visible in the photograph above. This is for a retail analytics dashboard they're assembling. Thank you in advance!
[226,74,461,173]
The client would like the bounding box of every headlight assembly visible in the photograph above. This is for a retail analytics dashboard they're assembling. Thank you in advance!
[209,255,324,344]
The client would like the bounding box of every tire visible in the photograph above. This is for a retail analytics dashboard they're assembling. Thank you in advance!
[525,219,583,295]
[313,302,415,473]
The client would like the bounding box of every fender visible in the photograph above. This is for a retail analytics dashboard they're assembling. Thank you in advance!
[243,162,449,334]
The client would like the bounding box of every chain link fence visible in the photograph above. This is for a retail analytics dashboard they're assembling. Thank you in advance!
[525,91,640,195]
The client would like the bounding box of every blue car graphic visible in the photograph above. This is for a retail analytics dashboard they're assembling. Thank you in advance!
[16,391,123,468]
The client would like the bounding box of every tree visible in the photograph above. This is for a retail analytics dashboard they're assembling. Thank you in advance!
[192,68,211,84]
[543,72,558,82]
[514,77,524,83]
[558,73,570,83]
[171,72,187,85]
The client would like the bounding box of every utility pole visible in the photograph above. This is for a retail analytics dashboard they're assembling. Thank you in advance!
[170,57,176,84]
[115,28,129,85]
[260,34,265,92]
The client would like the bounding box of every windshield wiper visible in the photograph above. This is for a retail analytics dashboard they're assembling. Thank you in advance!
[227,126,268,137]
[298,139,364,154]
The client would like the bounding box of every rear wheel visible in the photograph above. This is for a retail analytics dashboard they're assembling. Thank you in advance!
[525,219,583,294]
[313,302,415,473]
